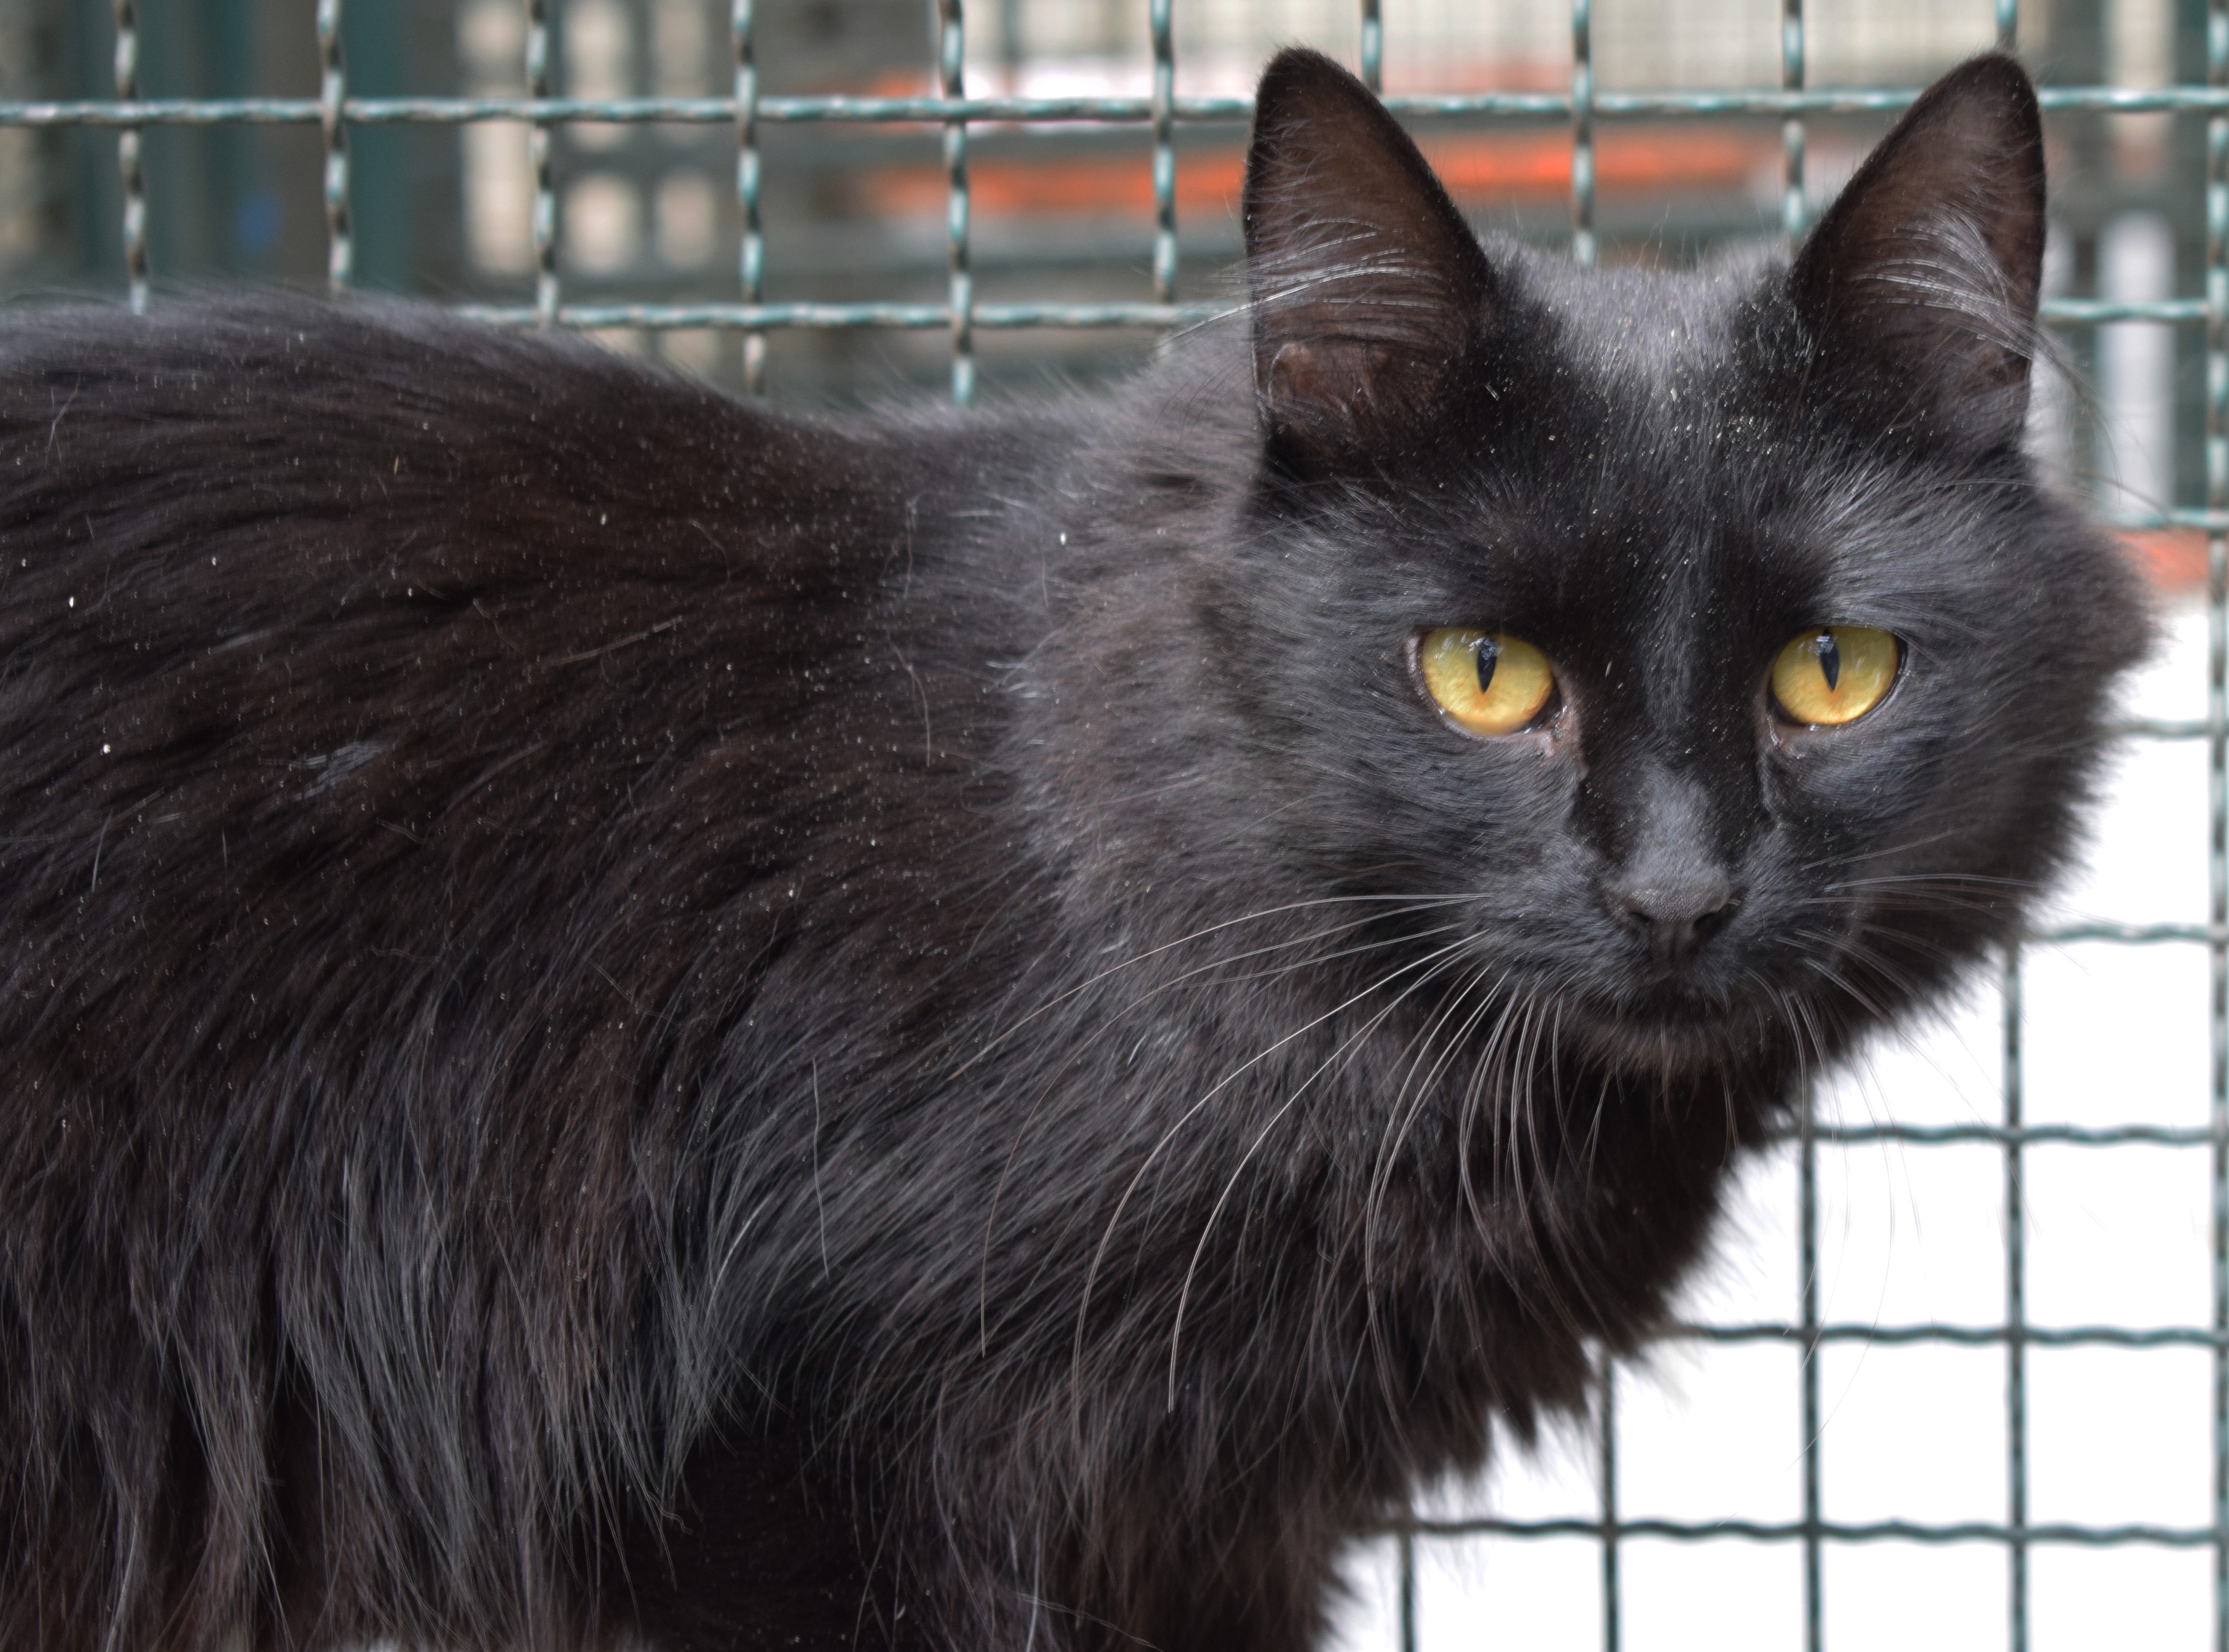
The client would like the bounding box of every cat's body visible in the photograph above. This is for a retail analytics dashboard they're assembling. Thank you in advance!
[0,52,2148,1652]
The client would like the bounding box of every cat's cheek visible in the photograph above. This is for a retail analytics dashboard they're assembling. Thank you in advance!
[1756,735,1914,849]
[1545,703,1585,775]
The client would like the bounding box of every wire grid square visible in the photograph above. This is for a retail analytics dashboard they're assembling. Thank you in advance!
[7,2,2229,1647]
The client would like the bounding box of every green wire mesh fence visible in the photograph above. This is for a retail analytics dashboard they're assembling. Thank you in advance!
[5,1,2228,1647]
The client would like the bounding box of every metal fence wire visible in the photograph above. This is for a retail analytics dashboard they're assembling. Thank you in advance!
[8,0,2229,1647]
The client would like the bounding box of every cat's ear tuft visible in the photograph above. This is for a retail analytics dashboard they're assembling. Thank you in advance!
[1790,53,2046,450]
[1243,49,1495,468]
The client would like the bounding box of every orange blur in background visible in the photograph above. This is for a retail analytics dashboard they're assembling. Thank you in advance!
[861,127,1772,220]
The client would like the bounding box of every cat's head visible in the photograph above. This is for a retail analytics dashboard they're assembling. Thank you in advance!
[1167,50,2150,1086]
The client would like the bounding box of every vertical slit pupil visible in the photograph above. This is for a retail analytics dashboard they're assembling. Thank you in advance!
[1474,637,1500,696]
[1813,630,1840,692]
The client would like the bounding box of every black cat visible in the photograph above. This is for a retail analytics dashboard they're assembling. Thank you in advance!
[0,47,2145,1652]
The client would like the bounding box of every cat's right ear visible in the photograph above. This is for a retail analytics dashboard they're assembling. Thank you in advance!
[1242,49,1496,472]
[1788,54,2046,451]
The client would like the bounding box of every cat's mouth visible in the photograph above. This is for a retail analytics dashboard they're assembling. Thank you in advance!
[1552,973,1791,1079]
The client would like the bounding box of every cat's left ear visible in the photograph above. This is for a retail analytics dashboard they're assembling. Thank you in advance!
[1242,49,1496,470]
[1790,53,2045,450]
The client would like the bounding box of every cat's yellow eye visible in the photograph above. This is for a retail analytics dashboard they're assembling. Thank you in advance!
[1770,625,1900,726]
[1419,628,1555,736]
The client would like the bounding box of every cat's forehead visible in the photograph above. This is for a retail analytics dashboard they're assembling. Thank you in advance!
[1429,246,1942,649]
[1455,248,1774,565]
[1497,239,1771,399]
[1468,242,1857,565]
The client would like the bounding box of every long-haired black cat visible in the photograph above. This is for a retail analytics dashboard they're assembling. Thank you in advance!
[0,47,2146,1652]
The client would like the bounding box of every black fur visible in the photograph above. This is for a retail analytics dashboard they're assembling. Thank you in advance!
[0,51,2146,1652]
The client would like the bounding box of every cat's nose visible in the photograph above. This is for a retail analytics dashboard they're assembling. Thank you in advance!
[1602,766,1739,967]
[1615,871,1736,967]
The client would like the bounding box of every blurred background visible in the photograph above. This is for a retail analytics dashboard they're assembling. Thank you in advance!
[0,0,2207,476]
[5,2,2224,1647]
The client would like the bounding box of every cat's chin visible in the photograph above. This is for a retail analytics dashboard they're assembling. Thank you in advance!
[1553,983,1796,1086]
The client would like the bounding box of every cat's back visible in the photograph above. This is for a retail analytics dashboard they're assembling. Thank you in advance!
[0,296,996,975]
[0,295,1027,1206]
[0,294,930,612]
